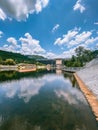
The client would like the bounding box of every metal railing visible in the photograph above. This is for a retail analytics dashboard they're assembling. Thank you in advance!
[63,67,84,72]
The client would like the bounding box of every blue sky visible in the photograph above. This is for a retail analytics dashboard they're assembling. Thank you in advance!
[0,0,98,58]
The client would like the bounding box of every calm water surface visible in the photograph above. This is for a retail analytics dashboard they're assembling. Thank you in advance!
[0,70,98,130]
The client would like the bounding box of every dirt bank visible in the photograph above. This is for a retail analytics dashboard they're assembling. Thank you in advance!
[74,73,98,122]
[18,68,37,72]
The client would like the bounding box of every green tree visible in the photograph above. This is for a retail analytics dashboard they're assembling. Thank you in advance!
[0,57,2,64]
[75,46,85,57]
[64,46,96,67]
[4,59,16,65]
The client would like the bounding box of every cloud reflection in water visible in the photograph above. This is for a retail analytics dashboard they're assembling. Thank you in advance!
[0,74,68,103]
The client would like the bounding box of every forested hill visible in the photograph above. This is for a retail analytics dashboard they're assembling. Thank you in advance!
[0,50,45,64]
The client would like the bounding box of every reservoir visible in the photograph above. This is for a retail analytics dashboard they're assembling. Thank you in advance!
[0,70,98,130]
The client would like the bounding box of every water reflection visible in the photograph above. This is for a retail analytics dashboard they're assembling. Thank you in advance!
[63,72,77,87]
[0,74,69,103]
[0,70,98,130]
[56,69,62,75]
[0,70,54,82]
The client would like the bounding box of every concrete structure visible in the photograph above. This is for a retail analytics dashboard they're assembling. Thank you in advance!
[56,59,63,69]
[0,65,18,71]
[75,58,98,121]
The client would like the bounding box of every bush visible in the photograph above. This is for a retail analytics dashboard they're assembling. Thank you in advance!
[4,59,16,65]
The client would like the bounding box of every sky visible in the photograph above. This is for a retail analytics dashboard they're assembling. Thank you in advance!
[0,0,98,59]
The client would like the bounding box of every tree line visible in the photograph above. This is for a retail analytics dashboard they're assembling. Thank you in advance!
[0,58,16,65]
[0,47,98,66]
[0,50,45,65]
[64,46,98,67]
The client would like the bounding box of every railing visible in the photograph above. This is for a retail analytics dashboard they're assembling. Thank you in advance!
[63,67,84,72]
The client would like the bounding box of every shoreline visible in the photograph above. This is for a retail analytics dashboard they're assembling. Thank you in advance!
[74,73,98,122]
[18,68,37,73]
[0,65,46,73]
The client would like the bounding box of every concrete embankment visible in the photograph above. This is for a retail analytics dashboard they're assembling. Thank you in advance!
[0,65,18,71]
[0,64,47,72]
[74,58,98,121]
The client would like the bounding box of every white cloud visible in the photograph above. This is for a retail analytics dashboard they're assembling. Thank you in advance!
[59,44,91,59]
[0,0,49,21]
[35,0,49,13]
[69,31,92,47]
[59,48,76,59]
[0,33,59,59]
[85,37,98,46]
[54,28,80,46]
[0,31,3,38]
[52,24,60,33]
[73,0,85,13]
[94,22,98,25]
[1,33,59,58]
[1,78,45,102]
[2,44,20,53]
[0,8,7,20]
[55,87,87,105]
[1,74,64,103]
[0,33,46,55]
[54,28,94,49]
[0,30,98,59]
[19,33,46,55]
[3,37,20,53]
[7,37,17,45]
[45,52,57,59]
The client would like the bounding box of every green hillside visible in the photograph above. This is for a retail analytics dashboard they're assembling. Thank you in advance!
[0,50,45,64]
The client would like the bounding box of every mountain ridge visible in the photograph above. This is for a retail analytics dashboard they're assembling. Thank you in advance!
[0,50,46,64]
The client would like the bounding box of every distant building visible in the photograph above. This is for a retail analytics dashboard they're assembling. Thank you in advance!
[56,59,63,69]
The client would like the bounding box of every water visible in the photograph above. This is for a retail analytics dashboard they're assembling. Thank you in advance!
[0,70,98,130]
